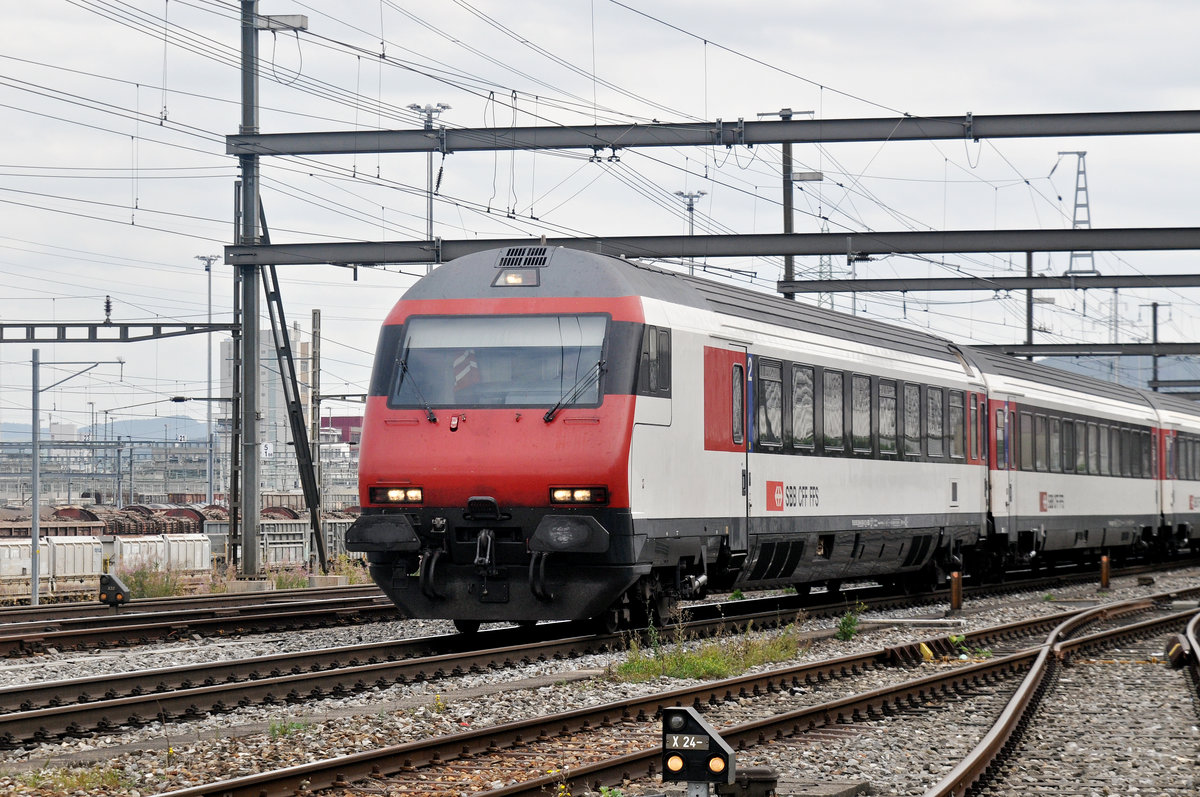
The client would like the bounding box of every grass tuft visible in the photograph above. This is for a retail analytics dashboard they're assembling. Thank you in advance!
[612,618,807,682]
[19,764,134,792]
[116,557,183,598]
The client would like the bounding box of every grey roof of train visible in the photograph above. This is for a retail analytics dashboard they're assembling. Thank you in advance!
[406,246,964,363]
[406,246,1200,416]
[962,348,1156,408]
[1143,389,1200,420]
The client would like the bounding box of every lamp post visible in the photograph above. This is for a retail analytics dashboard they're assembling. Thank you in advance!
[790,169,824,302]
[674,190,706,275]
[757,108,818,300]
[196,255,219,504]
[29,351,123,605]
[171,395,230,503]
[407,102,450,274]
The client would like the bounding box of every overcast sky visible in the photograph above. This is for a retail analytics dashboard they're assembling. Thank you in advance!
[2,0,1198,437]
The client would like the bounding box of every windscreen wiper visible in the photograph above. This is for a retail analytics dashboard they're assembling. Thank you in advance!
[544,359,605,423]
[395,343,437,423]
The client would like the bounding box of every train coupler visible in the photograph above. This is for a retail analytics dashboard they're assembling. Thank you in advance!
[473,528,498,574]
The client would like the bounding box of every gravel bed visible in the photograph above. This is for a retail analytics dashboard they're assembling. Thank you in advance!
[1,568,1197,796]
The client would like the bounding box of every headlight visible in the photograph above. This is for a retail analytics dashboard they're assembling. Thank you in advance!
[548,486,608,505]
[369,486,423,504]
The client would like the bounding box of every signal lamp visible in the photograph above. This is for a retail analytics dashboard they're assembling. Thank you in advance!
[660,706,735,785]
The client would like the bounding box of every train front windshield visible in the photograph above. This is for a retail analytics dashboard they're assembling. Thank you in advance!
[388,314,607,408]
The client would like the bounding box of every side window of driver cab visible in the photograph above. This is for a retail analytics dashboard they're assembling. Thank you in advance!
[638,325,672,395]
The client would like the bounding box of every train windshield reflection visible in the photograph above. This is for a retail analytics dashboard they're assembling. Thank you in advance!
[389,314,607,408]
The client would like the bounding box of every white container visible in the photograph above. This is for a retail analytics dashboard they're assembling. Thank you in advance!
[261,520,308,565]
[46,536,104,580]
[322,519,355,559]
[164,533,212,574]
[108,535,168,572]
[0,539,42,578]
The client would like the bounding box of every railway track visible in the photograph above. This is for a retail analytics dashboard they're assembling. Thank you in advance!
[0,592,822,747]
[0,584,384,624]
[137,588,1200,796]
[0,592,399,657]
[0,566,1185,747]
[0,557,1170,660]
[928,596,1200,796]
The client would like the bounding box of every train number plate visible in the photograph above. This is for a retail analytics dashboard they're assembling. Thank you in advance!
[665,733,709,750]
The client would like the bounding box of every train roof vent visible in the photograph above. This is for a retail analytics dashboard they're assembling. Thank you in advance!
[497,246,549,268]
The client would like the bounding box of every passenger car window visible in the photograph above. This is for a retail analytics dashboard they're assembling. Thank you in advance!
[792,365,815,449]
[949,391,965,459]
[994,408,1007,470]
[879,380,897,455]
[927,387,944,457]
[851,375,871,453]
[756,359,783,448]
[1019,412,1033,471]
[823,370,844,451]
[904,384,921,456]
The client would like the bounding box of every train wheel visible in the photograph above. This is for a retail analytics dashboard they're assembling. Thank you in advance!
[594,606,623,635]
[653,591,679,626]
[453,619,481,634]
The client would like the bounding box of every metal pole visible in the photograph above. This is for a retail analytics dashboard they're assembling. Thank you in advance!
[197,255,218,504]
[311,308,321,513]
[1151,302,1159,391]
[163,424,169,498]
[674,191,706,276]
[88,401,95,501]
[240,0,261,576]
[781,109,794,300]
[407,102,450,274]
[1025,251,1034,362]
[30,349,40,606]
[115,438,122,509]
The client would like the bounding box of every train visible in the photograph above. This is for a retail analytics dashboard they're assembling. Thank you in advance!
[345,245,1200,632]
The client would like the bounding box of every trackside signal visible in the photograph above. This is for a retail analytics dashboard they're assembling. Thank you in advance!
[98,572,130,607]
[662,705,735,791]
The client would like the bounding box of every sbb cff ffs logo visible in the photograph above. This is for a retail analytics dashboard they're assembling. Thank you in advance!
[661,706,735,786]
[1039,492,1065,512]
[766,481,820,511]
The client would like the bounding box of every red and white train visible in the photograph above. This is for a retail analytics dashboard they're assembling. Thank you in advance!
[346,245,1200,631]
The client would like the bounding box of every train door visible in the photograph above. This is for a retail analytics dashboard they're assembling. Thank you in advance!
[734,347,750,550]
[703,342,749,554]
[990,397,1017,537]
[1002,398,1019,535]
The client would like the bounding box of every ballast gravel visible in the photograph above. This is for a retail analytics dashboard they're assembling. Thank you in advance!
[0,569,1197,796]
